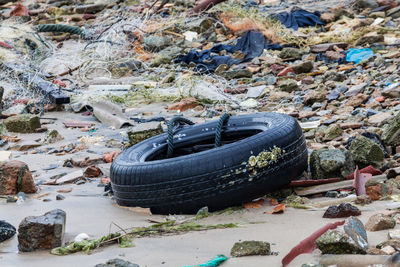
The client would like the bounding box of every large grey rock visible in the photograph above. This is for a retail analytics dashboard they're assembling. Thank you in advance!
[315,217,368,254]
[345,83,367,97]
[310,149,355,179]
[144,36,172,52]
[3,114,41,133]
[18,209,66,252]
[246,85,267,98]
[382,111,400,146]
[349,135,384,168]
[95,258,139,267]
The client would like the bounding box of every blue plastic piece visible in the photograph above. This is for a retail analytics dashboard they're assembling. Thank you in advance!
[346,48,374,64]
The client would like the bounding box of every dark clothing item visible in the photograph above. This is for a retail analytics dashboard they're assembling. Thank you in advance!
[175,30,283,73]
[274,7,324,30]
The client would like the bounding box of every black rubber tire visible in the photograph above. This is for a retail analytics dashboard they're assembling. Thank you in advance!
[111,112,307,214]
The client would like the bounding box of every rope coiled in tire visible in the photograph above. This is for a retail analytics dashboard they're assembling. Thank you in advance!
[166,113,230,158]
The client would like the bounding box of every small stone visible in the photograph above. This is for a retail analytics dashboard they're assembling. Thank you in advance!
[325,191,339,198]
[366,183,392,200]
[143,35,172,52]
[240,98,258,109]
[56,194,65,200]
[382,83,400,98]
[367,247,386,255]
[43,129,64,144]
[168,97,200,112]
[0,220,16,243]
[355,195,372,205]
[302,76,314,85]
[3,114,41,133]
[279,79,298,92]
[365,213,396,231]
[349,135,384,167]
[382,111,400,147]
[310,149,355,179]
[323,124,343,141]
[230,241,270,257]
[0,160,36,195]
[323,203,361,218]
[18,209,66,252]
[315,216,368,254]
[368,112,393,126]
[83,166,102,178]
[279,48,303,60]
[303,90,328,105]
[326,51,345,61]
[345,83,367,97]
[323,71,346,82]
[246,85,267,99]
[381,245,396,255]
[356,32,384,46]
[94,258,140,267]
[354,0,378,9]
[321,13,335,23]
[127,122,163,148]
[388,229,400,239]
[327,90,340,101]
[292,61,313,74]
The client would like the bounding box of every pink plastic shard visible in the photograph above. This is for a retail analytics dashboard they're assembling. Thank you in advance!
[346,165,382,180]
[281,220,345,267]
[352,166,372,196]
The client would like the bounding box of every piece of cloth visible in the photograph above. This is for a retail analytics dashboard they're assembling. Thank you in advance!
[175,30,283,73]
[273,7,324,30]
[346,48,374,64]
[183,254,228,267]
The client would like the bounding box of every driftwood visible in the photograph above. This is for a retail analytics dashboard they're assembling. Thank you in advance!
[189,0,227,14]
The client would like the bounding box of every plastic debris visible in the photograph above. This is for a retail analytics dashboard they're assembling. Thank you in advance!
[346,48,374,64]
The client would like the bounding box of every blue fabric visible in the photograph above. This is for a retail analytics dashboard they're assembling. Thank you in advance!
[274,8,324,30]
[346,48,374,64]
[175,31,283,73]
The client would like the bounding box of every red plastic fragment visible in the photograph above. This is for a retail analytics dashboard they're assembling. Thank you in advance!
[10,3,29,17]
[0,41,12,49]
[353,166,372,196]
[53,79,67,88]
[290,178,341,187]
[281,220,345,267]
[346,165,382,180]
[277,67,295,77]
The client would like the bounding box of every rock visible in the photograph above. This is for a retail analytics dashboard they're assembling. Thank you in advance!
[389,229,400,239]
[323,71,346,82]
[365,214,396,231]
[302,76,314,85]
[0,160,36,195]
[310,149,355,179]
[56,194,65,201]
[354,0,378,9]
[3,114,41,133]
[323,124,343,141]
[366,183,392,200]
[387,6,400,19]
[382,111,400,146]
[246,85,267,99]
[292,61,313,74]
[127,122,163,147]
[230,241,270,257]
[83,166,102,178]
[368,112,393,126]
[279,79,298,92]
[326,51,345,61]
[345,83,368,97]
[94,258,139,267]
[321,13,335,23]
[43,129,64,144]
[377,239,400,250]
[349,135,384,167]
[323,203,361,218]
[279,48,303,60]
[143,35,172,52]
[240,98,258,109]
[356,32,384,45]
[18,209,66,252]
[367,247,386,255]
[223,69,252,79]
[0,220,16,243]
[150,46,182,67]
[382,83,400,98]
[316,217,368,254]
[74,3,105,13]
[185,17,213,33]
[381,245,396,255]
[303,89,328,105]
[9,141,41,151]
[355,195,372,205]
[168,97,200,112]
[311,43,348,53]
[326,190,339,198]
